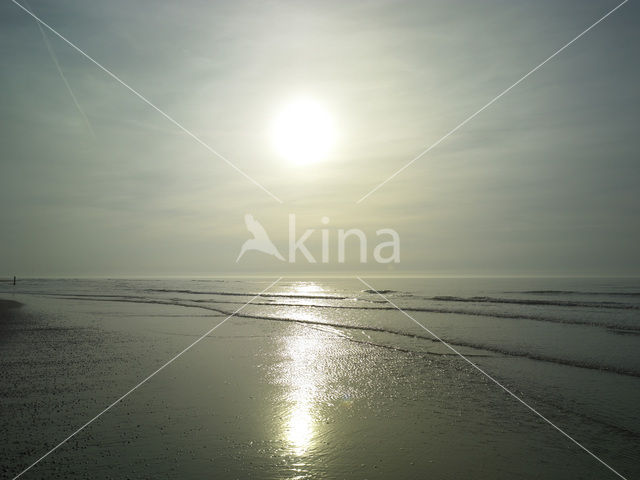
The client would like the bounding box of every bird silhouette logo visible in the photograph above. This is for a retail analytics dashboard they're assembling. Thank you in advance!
[236,214,285,262]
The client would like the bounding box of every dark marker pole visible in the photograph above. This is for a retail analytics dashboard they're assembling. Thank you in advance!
[13,276,16,286]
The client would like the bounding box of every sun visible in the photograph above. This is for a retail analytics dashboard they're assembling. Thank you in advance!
[271,97,336,165]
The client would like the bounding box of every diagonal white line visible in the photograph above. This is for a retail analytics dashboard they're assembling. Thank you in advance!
[357,0,629,204]
[11,277,283,480]
[356,276,628,480]
[11,0,283,204]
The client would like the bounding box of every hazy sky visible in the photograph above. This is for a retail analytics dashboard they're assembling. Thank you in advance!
[1,0,638,276]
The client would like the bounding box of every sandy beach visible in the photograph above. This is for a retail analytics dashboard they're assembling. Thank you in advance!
[0,299,21,310]
[1,278,639,479]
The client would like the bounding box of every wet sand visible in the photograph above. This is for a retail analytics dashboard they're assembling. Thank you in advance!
[1,294,637,479]
[0,299,22,311]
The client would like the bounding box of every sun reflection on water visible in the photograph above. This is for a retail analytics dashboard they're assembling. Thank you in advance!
[281,326,326,457]
[287,398,314,455]
[291,282,325,295]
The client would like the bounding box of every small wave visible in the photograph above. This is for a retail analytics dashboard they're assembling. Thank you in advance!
[607,328,640,336]
[49,292,640,333]
[193,298,640,331]
[512,290,640,297]
[430,295,639,310]
[361,289,414,297]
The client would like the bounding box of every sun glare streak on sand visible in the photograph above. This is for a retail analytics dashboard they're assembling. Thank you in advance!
[281,326,327,457]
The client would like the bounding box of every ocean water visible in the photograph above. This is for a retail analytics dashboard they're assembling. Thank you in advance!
[0,277,639,479]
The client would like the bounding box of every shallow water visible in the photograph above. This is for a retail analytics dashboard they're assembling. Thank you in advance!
[1,277,639,479]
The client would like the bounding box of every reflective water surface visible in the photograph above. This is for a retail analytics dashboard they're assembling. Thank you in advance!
[1,278,639,479]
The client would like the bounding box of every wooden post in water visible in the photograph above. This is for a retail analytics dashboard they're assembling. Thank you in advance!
[13,276,16,286]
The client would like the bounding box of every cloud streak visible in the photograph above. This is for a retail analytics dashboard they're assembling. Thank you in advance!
[24,1,96,139]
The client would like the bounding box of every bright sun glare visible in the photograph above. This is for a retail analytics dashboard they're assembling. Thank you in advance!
[271,97,336,165]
